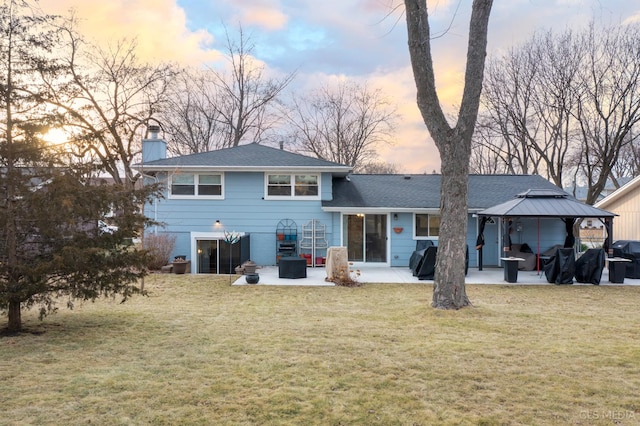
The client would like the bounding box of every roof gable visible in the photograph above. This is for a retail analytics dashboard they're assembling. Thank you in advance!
[595,175,640,209]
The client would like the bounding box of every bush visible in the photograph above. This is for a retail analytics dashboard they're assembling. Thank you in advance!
[144,233,177,270]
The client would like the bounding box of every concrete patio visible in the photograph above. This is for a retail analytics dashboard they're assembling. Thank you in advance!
[232,264,640,286]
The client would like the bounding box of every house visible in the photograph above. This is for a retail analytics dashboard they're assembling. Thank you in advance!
[595,175,640,241]
[136,134,589,274]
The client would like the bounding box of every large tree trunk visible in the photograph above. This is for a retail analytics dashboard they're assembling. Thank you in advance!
[433,132,471,308]
[7,300,21,333]
[405,0,492,309]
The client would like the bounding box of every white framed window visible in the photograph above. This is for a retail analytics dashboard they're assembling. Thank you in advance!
[265,173,320,199]
[169,173,224,199]
[414,213,440,238]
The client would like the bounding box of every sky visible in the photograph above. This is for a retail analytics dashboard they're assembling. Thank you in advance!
[42,0,640,174]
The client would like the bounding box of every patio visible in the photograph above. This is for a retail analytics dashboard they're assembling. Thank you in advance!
[232,264,640,286]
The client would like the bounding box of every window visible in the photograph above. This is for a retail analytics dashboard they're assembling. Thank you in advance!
[198,174,222,196]
[170,173,223,198]
[415,213,440,237]
[268,175,292,196]
[295,175,319,196]
[266,173,319,198]
[171,174,195,195]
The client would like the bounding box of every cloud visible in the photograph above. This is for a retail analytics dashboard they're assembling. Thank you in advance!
[623,10,640,25]
[231,0,288,30]
[41,0,219,65]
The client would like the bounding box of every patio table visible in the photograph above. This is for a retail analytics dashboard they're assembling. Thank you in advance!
[501,257,525,283]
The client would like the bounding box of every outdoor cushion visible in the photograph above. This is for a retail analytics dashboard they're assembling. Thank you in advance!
[509,243,537,271]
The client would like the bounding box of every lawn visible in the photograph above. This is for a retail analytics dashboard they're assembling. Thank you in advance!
[1,275,639,425]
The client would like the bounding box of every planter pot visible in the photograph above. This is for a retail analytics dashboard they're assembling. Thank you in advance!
[172,261,188,274]
[393,227,403,234]
[245,273,260,284]
[243,260,258,275]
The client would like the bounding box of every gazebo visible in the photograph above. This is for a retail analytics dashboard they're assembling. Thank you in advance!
[476,189,616,271]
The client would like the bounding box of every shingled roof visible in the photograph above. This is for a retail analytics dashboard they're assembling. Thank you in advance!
[139,143,351,174]
[323,174,563,210]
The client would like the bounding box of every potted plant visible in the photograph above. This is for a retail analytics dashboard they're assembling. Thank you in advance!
[172,256,189,274]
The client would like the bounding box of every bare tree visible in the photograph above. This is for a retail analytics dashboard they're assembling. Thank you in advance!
[43,29,175,189]
[161,27,295,154]
[357,161,400,174]
[611,131,640,179]
[574,23,640,204]
[286,80,397,170]
[475,22,640,203]
[474,30,583,187]
[161,69,227,156]
[405,0,493,309]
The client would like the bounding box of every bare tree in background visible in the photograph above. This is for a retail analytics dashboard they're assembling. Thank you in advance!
[161,70,226,156]
[358,161,400,174]
[405,0,493,309]
[161,27,295,153]
[574,23,640,204]
[474,23,640,203]
[286,80,397,171]
[45,30,175,189]
[473,30,583,185]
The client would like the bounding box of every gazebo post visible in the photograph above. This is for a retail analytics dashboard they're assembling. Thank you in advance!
[605,217,613,257]
[537,217,541,273]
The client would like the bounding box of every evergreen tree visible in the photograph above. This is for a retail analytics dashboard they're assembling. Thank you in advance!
[0,0,159,333]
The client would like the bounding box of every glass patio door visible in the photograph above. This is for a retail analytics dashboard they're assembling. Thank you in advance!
[343,214,387,263]
[197,240,219,274]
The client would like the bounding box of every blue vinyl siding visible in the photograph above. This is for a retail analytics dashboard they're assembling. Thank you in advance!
[383,213,567,269]
[144,171,569,271]
[147,171,337,266]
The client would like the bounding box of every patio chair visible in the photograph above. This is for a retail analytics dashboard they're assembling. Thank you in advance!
[574,248,605,285]
[544,248,575,284]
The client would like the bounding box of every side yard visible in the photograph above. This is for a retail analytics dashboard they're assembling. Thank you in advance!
[1,275,639,425]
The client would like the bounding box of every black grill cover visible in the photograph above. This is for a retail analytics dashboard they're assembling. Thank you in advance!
[412,245,469,280]
[409,249,427,275]
[574,248,605,285]
[416,246,438,280]
[544,248,575,284]
[611,240,640,278]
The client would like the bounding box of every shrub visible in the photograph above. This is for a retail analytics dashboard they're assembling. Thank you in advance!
[328,263,362,287]
[144,233,177,270]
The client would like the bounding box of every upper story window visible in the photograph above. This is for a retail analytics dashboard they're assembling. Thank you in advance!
[170,173,223,199]
[266,173,319,199]
[415,213,440,238]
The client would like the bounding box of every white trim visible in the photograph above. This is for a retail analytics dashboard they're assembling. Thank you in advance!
[595,175,640,208]
[323,207,440,214]
[137,165,351,175]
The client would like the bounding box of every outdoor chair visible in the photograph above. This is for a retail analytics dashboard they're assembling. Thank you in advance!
[544,248,576,284]
[574,248,605,285]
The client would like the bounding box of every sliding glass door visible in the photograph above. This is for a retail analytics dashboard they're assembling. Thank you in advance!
[343,214,387,263]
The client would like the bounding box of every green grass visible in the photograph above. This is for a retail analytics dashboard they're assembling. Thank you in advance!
[2,275,640,425]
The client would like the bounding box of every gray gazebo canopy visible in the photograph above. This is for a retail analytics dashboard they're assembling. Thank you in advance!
[477,189,616,219]
[475,189,616,270]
